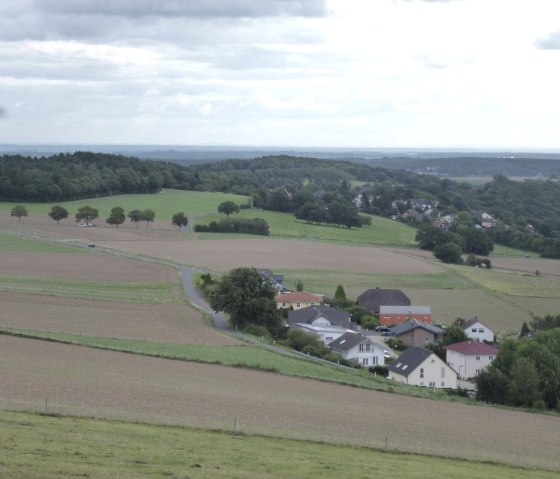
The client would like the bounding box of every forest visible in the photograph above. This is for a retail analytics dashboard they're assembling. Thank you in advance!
[2,152,560,256]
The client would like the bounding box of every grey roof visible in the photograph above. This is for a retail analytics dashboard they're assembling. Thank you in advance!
[328,332,381,352]
[287,305,353,328]
[390,320,444,337]
[380,305,431,315]
[357,288,410,313]
[387,347,434,377]
[462,317,492,331]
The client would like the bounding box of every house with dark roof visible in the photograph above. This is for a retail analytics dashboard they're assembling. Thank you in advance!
[445,340,499,379]
[288,305,356,345]
[329,332,386,367]
[258,269,284,292]
[379,305,432,326]
[462,317,494,343]
[390,320,444,347]
[356,288,410,314]
[388,347,458,389]
[275,291,323,310]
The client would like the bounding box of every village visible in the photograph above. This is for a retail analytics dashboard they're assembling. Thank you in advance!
[266,269,498,391]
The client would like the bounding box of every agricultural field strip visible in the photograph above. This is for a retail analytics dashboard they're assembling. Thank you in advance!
[1,410,558,479]
[2,335,560,471]
[0,275,178,303]
[0,327,451,399]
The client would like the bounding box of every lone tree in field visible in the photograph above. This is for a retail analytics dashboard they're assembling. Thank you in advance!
[128,209,144,228]
[48,205,69,225]
[209,267,283,336]
[75,205,98,225]
[172,212,188,229]
[217,201,240,217]
[11,205,28,222]
[106,206,125,227]
[143,209,155,229]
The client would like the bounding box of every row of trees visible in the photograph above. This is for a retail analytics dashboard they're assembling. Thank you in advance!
[10,204,189,230]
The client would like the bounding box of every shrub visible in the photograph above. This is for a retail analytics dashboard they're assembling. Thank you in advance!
[243,324,272,340]
[369,365,389,377]
[386,338,406,351]
[194,218,269,236]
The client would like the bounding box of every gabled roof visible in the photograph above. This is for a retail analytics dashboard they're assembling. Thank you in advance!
[357,288,410,313]
[462,317,493,331]
[387,347,435,377]
[287,305,351,328]
[380,306,431,315]
[329,332,383,352]
[390,319,443,337]
[275,291,323,304]
[444,340,499,355]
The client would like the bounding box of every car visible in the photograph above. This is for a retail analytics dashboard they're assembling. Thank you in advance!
[87,243,96,248]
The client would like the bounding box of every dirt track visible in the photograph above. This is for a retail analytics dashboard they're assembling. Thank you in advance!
[1,335,559,471]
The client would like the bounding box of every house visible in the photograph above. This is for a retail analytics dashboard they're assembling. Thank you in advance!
[357,288,411,315]
[276,291,323,310]
[462,317,494,343]
[329,332,386,367]
[287,305,354,329]
[390,320,444,347]
[388,347,458,389]
[379,305,432,326]
[258,269,284,292]
[294,323,352,346]
[445,340,499,379]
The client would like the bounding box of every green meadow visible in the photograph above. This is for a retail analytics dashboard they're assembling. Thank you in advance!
[0,189,248,218]
[0,230,86,253]
[1,411,557,479]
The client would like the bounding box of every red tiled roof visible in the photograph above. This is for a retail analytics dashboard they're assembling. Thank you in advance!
[444,340,499,355]
[275,291,323,303]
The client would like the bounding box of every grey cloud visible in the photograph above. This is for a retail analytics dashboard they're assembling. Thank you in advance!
[0,107,5,118]
[535,31,560,50]
[33,0,328,18]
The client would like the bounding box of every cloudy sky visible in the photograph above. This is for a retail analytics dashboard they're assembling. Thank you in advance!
[1,0,559,148]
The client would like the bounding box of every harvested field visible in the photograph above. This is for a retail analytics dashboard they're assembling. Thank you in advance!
[97,238,441,274]
[521,297,560,316]
[406,288,532,332]
[0,292,239,345]
[0,251,178,282]
[1,335,559,471]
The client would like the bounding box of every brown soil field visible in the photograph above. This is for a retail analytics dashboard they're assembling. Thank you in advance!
[0,292,240,345]
[97,238,441,273]
[0,251,178,282]
[2,335,559,471]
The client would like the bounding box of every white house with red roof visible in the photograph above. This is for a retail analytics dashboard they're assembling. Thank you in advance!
[275,291,323,310]
[445,340,499,379]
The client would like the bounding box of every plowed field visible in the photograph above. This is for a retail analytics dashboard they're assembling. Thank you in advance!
[1,335,559,471]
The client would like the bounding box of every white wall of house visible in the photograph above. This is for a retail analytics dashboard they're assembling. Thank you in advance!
[294,324,348,345]
[390,356,457,389]
[336,342,385,367]
[464,321,494,342]
[446,349,495,379]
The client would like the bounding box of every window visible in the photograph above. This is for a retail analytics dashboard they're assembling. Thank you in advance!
[489,355,494,361]
[402,365,408,371]
[359,344,364,352]
[362,358,369,366]
[365,343,371,352]
[441,381,445,387]
[479,328,484,333]
[420,368,424,379]
[296,303,301,308]
[476,368,481,375]
[429,381,436,387]
[476,355,480,361]
[472,328,477,333]
[282,302,286,307]
[372,356,378,365]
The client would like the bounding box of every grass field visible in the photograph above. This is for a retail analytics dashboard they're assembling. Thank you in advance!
[0,189,248,219]
[197,208,417,246]
[0,230,86,253]
[0,275,178,303]
[2,410,558,479]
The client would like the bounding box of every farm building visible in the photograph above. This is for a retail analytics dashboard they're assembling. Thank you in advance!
[379,305,432,326]
[356,287,410,314]
[388,347,458,389]
[329,332,385,367]
[462,317,495,343]
[445,340,499,380]
[275,291,323,310]
[390,319,444,347]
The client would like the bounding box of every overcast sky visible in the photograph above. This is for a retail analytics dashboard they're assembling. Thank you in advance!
[1,0,559,148]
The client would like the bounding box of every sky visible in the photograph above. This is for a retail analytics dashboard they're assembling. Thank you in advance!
[0,0,559,149]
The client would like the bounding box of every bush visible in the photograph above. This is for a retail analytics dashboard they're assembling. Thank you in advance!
[465,254,492,269]
[194,218,269,236]
[386,338,406,351]
[243,324,272,340]
[434,242,463,264]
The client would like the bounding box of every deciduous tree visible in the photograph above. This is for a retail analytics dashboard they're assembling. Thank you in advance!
[171,212,189,229]
[143,209,155,228]
[75,205,98,225]
[128,209,144,228]
[217,201,240,217]
[10,205,28,222]
[106,207,125,227]
[48,205,69,225]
